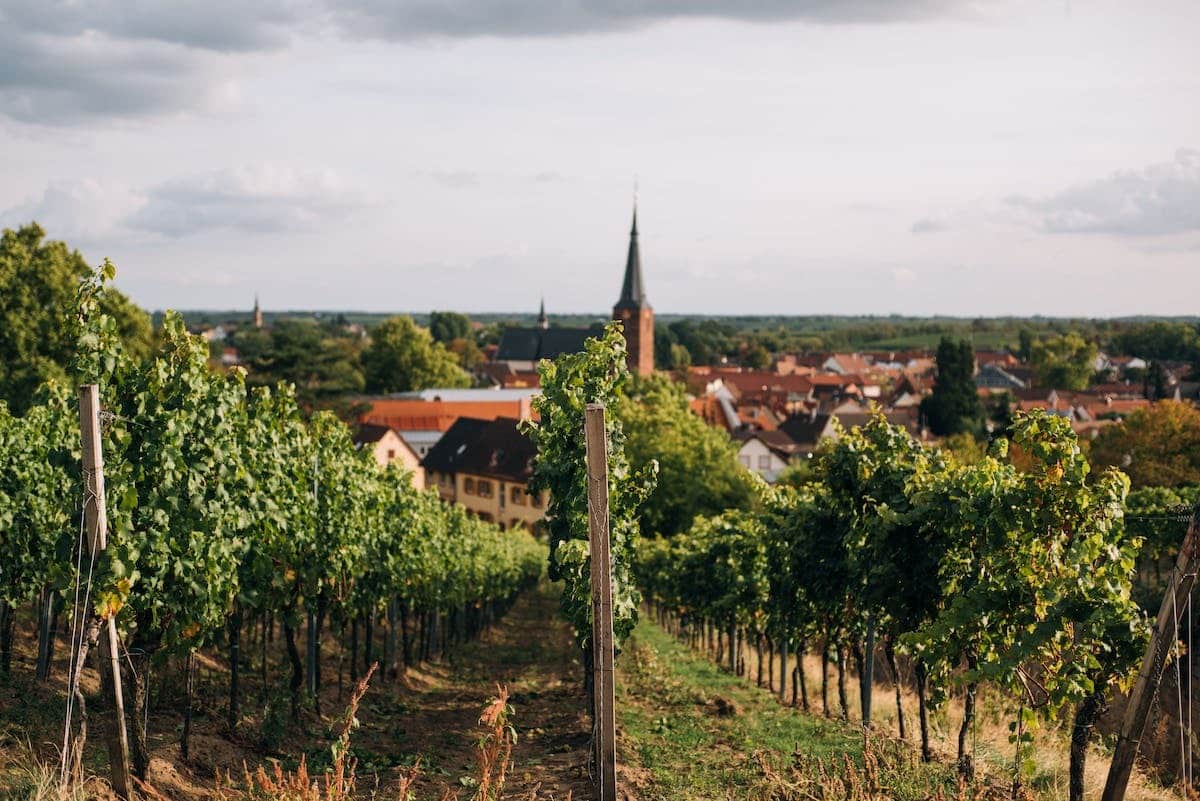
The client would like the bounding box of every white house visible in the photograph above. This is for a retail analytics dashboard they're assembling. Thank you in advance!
[733,431,805,483]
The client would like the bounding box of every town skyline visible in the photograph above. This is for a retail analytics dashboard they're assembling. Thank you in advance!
[2,0,1198,316]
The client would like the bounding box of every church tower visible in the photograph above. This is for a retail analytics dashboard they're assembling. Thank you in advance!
[612,207,654,376]
[253,294,263,329]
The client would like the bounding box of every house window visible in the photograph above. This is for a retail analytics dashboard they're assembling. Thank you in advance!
[477,479,493,498]
[464,477,476,494]
[387,449,396,459]
[510,486,525,505]
[531,492,544,509]
[758,455,771,470]
[499,484,506,508]
[739,455,751,468]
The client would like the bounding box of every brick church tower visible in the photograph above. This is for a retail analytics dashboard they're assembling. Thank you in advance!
[613,207,654,376]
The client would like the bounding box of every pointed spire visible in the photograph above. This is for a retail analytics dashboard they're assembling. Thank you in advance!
[616,204,648,309]
[536,296,549,330]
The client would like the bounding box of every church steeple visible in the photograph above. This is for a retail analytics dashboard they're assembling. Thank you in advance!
[615,207,648,310]
[253,294,263,329]
[536,297,549,330]
[612,203,654,376]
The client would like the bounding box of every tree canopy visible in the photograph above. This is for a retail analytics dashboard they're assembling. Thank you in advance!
[232,318,365,411]
[919,338,982,437]
[1030,332,1097,390]
[429,310,472,343]
[1091,400,1200,487]
[0,223,151,412]
[361,315,470,394]
[619,373,758,536]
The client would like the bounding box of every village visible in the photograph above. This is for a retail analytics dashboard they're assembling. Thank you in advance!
[183,209,1198,531]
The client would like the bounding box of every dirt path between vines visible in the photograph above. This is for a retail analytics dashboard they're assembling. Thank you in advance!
[0,584,593,800]
[358,584,593,800]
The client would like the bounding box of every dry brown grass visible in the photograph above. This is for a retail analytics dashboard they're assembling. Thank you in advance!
[730,639,1180,801]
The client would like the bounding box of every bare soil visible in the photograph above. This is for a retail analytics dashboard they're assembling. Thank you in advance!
[0,585,593,799]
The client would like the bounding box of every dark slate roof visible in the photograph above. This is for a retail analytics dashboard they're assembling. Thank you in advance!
[732,429,806,461]
[420,417,536,482]
[778,413,832,445]
[352,421,393,446]
[494,326,596,362]
[614,208,649,310]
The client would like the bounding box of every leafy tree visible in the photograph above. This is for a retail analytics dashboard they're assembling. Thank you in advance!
[668,318,736,366]
[1016,328,1035,362]
[775,458,815,489]
[0,223,151,412]
[429,310,472,344]
[1113,321,1200,362]
[743,343,771,370]
[444,336,485,370]
[920,338,982,437]
[1091,400,1200,487]
[361,315,469,394]
[1143,360,1169,400]
[233,319,365,410]
[619,374,757,536]
[1030,332,1097,390]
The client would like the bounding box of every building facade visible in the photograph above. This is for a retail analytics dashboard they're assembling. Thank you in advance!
[352,422,425,489]
[420,416,546,531]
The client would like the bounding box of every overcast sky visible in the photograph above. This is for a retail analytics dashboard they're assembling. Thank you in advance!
[1,0,1198,316]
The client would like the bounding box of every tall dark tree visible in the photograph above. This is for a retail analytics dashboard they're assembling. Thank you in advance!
[233,319,365,412]
[920,337,983,437]
[428,311,472,344]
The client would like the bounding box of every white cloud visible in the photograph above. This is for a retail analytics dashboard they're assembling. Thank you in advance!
[1007,149,1200,236]
[128,164,370,237]
[0,179,146,243]
[2,164,370,241]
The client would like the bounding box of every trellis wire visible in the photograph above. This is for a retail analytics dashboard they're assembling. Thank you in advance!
[60,478,100,785]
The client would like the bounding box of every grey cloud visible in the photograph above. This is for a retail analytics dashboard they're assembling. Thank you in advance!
[0,0,975,124]
[0,1,305,53]
[327,0,970,40]
[0,0,304,124]
[910,217,948,234]
[127,164,369,237]
[1007,149,1200,236]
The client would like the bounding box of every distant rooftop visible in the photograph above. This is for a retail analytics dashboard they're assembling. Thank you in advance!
[382,388,540,402]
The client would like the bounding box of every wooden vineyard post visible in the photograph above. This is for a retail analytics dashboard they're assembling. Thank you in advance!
[584,403,617,801]
[79,384,133,799]
[1102,503,1200,801]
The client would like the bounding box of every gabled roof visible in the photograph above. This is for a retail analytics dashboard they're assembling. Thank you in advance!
[420,417,536,482]
[352,421,394,446]
[778,412,832,445]
[733,429,806,461]
[494,326,597,362]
